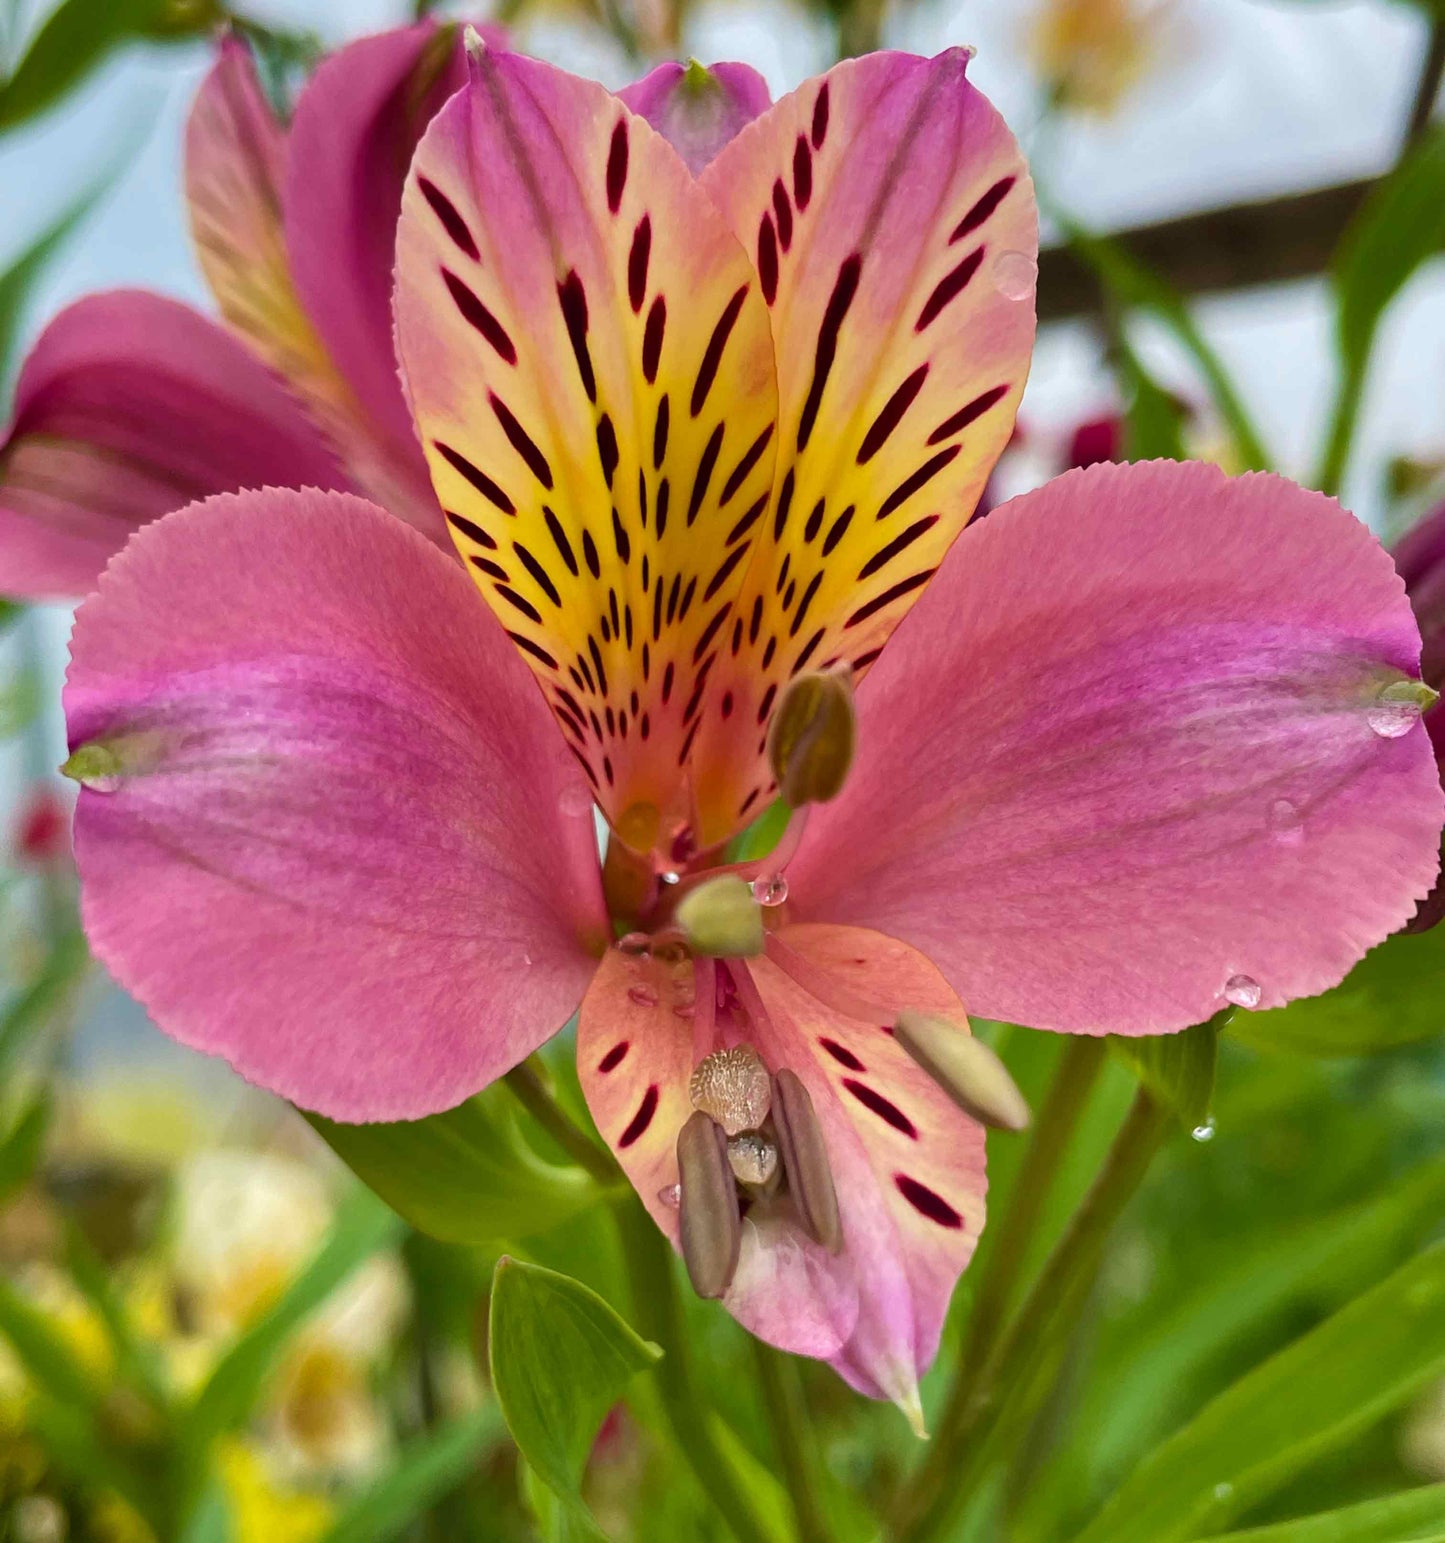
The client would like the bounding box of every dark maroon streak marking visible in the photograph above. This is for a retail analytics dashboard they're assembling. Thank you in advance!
[643,296,666,383]
[688,423,725,526]
[950,175,1015,244]
[513,541,561,606]
[588,636,609,695]
[693,603,731,663]
[776,553,791,594]
[804,498,826,543]
[691,286,749,417]
[797,254,861,452]
[822,504,855,557]
[557,686,584,718]
[420,178,479,260]
[762,636,777,669]
[596,415,620,488]
[509,631,558,669]
[543,508,578,575]
[656,479,670,538]
[653,395,670,468]
[496,585,542,624]
[574,751,601,788]
[858,514,939,580]
[606,119,629,213]
[705,543,747,602]
[727,494,767,546]
[781,578,796,610]
[490,393,552,488]
[442,269,515,363]
[603,755,614,786]
[740,786,761,816]
[662,661,675,702]
[582,529,601,579]
[927,383,1009,446]
[557,271,596,401]
[612,507,631,563]
[773,467,796,541]
[446,510,496,549]
[640,711,651,738]
[666,576,681,625]
[678,576,698,624]
[758,214,779,305]
[628,216,651,312]
[844,1079,916,1137]
[756,682,777,724]
[895,1174,964,1228]
[810,83,830,149]
[469,555,508,581]
[916,246,985,331]
[789,571,823,636]
[792,134,813,210]
[795,628,825,670]
[857,364,929,464]
[435,442,514,514]
[637,470,649,531]
[820,1037,864,1071]
[749,595,763,643]
[772,179,794,251]
[731,618,743,654]
[677,717,701,766]
[845,568,935,628]
[878,446,960,521]
[721,690,734,718]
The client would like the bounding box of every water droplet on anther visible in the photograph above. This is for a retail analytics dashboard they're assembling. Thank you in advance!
[1212,1482,1234,1502]
[993,249,1037,301]
[727,1131,779,1186]
[751,874,788,906]
[628,985,659,1007]
[1191,1116,1217,1143]
[618,932,651,958]
[1223,973,1261,1009]
[1367,679,1433,738]
[658,1183,680,1208]
[1267,798,1303,844]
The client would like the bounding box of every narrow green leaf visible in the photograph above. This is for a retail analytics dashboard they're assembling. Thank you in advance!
[320,1404,505,1543]
[488,1257,661,1536]
[1119,343,1189,462]
[0,1090,49,1205]
[727,796,792,864]
[63,1220,170,1410]
[1076,1241,1445,1543]
[1197,1481,1445,1542]
[1231,923,1445,1057]
[0,1271,98,1409]
[309,1082,600,1246]
[1110,1013,1222,1129]
[0,928,89,1082]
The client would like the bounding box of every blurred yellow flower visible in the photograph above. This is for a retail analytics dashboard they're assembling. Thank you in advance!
[216,1439,333,1543]
[1026,0,1163,115]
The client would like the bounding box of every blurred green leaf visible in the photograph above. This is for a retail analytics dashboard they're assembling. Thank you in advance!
[310,1081,601,1246]
[0,1269,99,1409]
[727,796,791,864]
[489,1256,661,1539]
[1111,1013,1222,1128]
[1075,1241,1445,1543]
[1232,925,1445,1057]
[1117,340,1189,462]
[320,1403,505,1543]
[63,1219,170,1410]
[0,927,89,1081]
[1197,1480,1445,1541]
[0,1089,49,1204]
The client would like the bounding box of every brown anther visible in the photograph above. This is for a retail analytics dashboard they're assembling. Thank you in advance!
[677,1112,741,1299]
[772,1069,842,1252]
[766,667,856,807]
[689,1045,772,1136]
[893,1013,1031,1132]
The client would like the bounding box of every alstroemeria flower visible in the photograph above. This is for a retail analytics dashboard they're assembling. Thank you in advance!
[63,46,1443,1421]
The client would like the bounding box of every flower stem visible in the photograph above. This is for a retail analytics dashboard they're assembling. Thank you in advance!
[754,1342,828,1541]
[503,1060,616,1184]
[892,1085,1167,1543]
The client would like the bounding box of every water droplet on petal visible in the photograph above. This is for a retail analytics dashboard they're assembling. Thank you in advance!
[657,1183,681,1208]
[558,784,593,818]
[1367,679,1434,738]
[673,1003,695,1021]
[521,952,533,968]
[751,874,789,906]
[661,870,681,886]
[1223,974,1261,1009]
[993,249,1037,301]
[618,932,651,958]
[1267,797,1303,844]
[1191,1117,1217,1143]
[628,985,659,1008]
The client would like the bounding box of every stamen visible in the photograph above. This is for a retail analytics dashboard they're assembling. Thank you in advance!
[771,1069,842,1252]
[766,667,856,807]
[677,1111,741,1298]
[689,1044,772,1136]
[675,874,764,957]
[727,1131,779,1187]
[893,1013,1031,1132]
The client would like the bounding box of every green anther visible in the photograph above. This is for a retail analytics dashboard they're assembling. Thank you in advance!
[766,668,856,808]
[675,874,765,958]
[60,742,123,789]
[893,1014,1031,1132]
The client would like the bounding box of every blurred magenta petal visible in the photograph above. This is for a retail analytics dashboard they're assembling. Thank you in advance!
[0,290,344,599]
[284,21,473,527]
[66,488,607,1120]
[578,925,984,1420]
[617,61,771,174]
[792,460,1444,1034]
[1394,499,1445,764]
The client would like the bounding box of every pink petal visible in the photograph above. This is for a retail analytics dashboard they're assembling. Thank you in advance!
[1394,499,1445,765]
[617,61,771,175]
[577,924,985,1418]
[688,50,1038,843]
[284,21,478,528]
[791,460,1444,1034]
[0,290,344,599]
[66,487,607,1120]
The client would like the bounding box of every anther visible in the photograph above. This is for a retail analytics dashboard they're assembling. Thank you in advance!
[772,1069,842,1252]
[893,1013,1031,1132]
[766,667,856,807]
[675,874,765,958]
[727,1131,779,1188]
[677,1112,741,1298]
[690,1045,772,1136]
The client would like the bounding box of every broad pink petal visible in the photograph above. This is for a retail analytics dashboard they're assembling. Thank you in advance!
[395,44,778,839]
[66,487,607,1120]
[186,34,443,539]
[791,460,1445,1035]
[0,290,344,599]
[1394,500,1445,764]
[578,924,985,1417]
[617,61,771,175]
[689,50,1038,843]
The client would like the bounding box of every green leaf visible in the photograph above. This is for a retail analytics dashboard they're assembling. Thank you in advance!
[319,1404,505,1543]
[1117,340,1189,462]
[1196,1481,1445,1542]
[0,1090,49,1205]
[1110,1013,1222,1129]
[726,796,792,864]
[1075,1241,1445,1543]
[0,928,89,1083]
[309,1081,600,1246]
[1231,924,1445,1057]
[0,1270,99,1409]
[488,1257,661,1537]
[63,1220,170,1410]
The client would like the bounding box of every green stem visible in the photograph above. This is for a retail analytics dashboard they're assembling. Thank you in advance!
[503,1061,616,1184]
[754,1342,828,1542]
[1315,356,1366,498]
[615,1200,773,1543]
[892,1088,1167,1543]
[957,1037,1107,1381]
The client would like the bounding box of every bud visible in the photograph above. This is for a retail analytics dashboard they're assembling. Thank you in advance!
[766,668,855,807]
[674,874,764,958]
[690,1045,771,1136]
[677,1112,741,1299]
[772,1069,841,1253]
[893,1013,1031,1132]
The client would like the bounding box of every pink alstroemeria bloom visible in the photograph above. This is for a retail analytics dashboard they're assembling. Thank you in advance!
[63,45,1443,1421]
